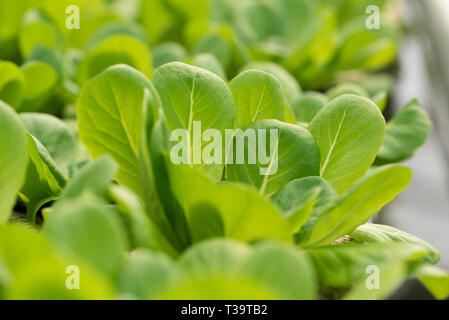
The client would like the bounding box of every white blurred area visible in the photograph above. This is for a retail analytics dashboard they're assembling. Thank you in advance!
[379,0,449,268]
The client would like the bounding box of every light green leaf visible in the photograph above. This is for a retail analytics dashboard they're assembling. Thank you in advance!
[326,83,369,101]
[192,33,232,69]
[18,9,60,58]
[271,178,335,235]
[0,0,29,57]
[77,64,153,197]
[20,61,58,112]
[272,185,320,234]
[167,0,209,20]
[77,34,152,85]
[279,0,315,42]
[344,261,406,300]
[44,193,128,277]
[300,165,412,248]
[230,70,285,128]
[192,53,227,81]
[372,90,388,112]
[244,62,302,105]
[236,0,285,43]
[84,21,149,51]
[26,45,63,77]
[376,99,432,165]
[168,163,292,243]
[413,265,449,300]
[240,242,317,300]
[153,42,187,68]
[109,185,178,257]
[0,61,25,109]
[308,242,427,288]
[20,134,66,223]
[0,223,114,299]
[159,275,279,300]
[152,62,236,180]
[179,239,251,277]
[20,113,77,175]
[140,0,174,45]
[0,256,11,295]
[117,249,179,299]
[227,120,320,197]
[350,223,440,265]
[336,22,399,71]
[0,101,28,224]
[59,156,116,201]
[309,94,385,193]
[292,91,328,123]
[140,91,190,252]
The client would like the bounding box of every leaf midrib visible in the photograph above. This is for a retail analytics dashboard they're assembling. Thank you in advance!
[320,110,346,177]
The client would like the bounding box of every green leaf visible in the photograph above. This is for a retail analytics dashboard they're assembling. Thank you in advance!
[0,256,11,296]
[372,90,388,112]
[117,249,179,299]
[279,0,315,42]
[152,62,236,180]
[344,261,406,300]
[230,70,285,128]
[285,7,337,88]
[236,0,285,43]
[159,275,279,299]
[0,0,29,53]
[77,64,153,197]
[20,61,58,112]
[192,53,227,81]
[162,239,316,300]
[376,99,432,165]
[350,223,440,265]
[308,242,428,288]
[109,185,178,257]
[336,22,399,71]
[292,177,339,244]
[192,33,232,69]
[0,101,28,224]
[18,9,61,58]
[168,0,210,20]
[140,0,174,45]
[44,193,128,277]
[272,183,321,234]
[0,223,114,299]
[0,61,25,109]
[59,156,116,201]
[77,34,152,85]
[26,45,63,78]
[20,113,77,175]
[179,239,251,277]
[413,265,449,300]
[299,165,412,248]
[244,62,302,105]
[20,134,66,222]
[139,90,190,252]
[326,83,369,101]
[168,163,292,243]
[85,21,149,51]
[153,42,187,69]
[292,91,328,123]
[309,94,385,193]
[227,120,320,197]
[240,242,317,300]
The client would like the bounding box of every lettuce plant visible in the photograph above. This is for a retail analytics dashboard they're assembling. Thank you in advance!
[0,0,447,301]
[0,60,446,300]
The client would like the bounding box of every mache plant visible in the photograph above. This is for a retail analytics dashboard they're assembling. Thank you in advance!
[0,0,448,300]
